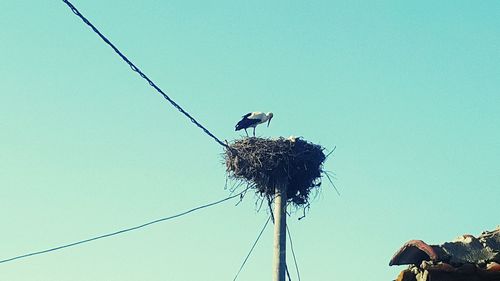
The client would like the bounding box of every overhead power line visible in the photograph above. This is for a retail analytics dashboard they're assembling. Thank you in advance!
[232,215,271,281]
[287,225,301,281]
[0,189,247,265]
[61,0,228,148]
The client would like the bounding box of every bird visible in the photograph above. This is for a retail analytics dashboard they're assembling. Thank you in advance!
[235,112,274,137]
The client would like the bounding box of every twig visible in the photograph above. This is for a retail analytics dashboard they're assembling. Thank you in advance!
[324,171,340,196]
[325,145,337,159]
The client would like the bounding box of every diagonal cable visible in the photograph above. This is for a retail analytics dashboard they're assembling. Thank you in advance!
[232,215,271,281]
[287,225,301,281]
[61,0,228,148]
[0,189,247,265]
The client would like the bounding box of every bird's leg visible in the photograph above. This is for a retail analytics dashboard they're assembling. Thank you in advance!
[244,128,249,137]
[253,127,256,137]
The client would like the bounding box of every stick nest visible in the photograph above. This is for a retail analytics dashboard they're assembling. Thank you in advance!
[225,137,327,206]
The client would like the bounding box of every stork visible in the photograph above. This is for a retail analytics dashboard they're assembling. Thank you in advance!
[235,112,274,137]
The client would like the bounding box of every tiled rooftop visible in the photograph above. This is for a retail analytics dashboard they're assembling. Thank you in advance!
[390,227,500,281]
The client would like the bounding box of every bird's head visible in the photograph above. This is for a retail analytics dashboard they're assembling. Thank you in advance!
[266,112,274,127]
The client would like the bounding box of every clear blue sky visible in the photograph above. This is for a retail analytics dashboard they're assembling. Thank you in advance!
[1,1,499,280]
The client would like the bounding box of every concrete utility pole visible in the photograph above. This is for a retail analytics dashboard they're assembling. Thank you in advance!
[273,182,287,281]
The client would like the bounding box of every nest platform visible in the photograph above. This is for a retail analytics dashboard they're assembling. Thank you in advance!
[225,137,327,206]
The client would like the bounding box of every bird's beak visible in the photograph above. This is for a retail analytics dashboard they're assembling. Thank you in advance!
[267,117,272,127]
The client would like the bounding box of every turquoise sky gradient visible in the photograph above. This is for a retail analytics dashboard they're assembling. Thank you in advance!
[1,1,499,280]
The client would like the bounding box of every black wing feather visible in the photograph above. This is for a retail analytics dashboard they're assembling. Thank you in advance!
[235,116,260,131]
